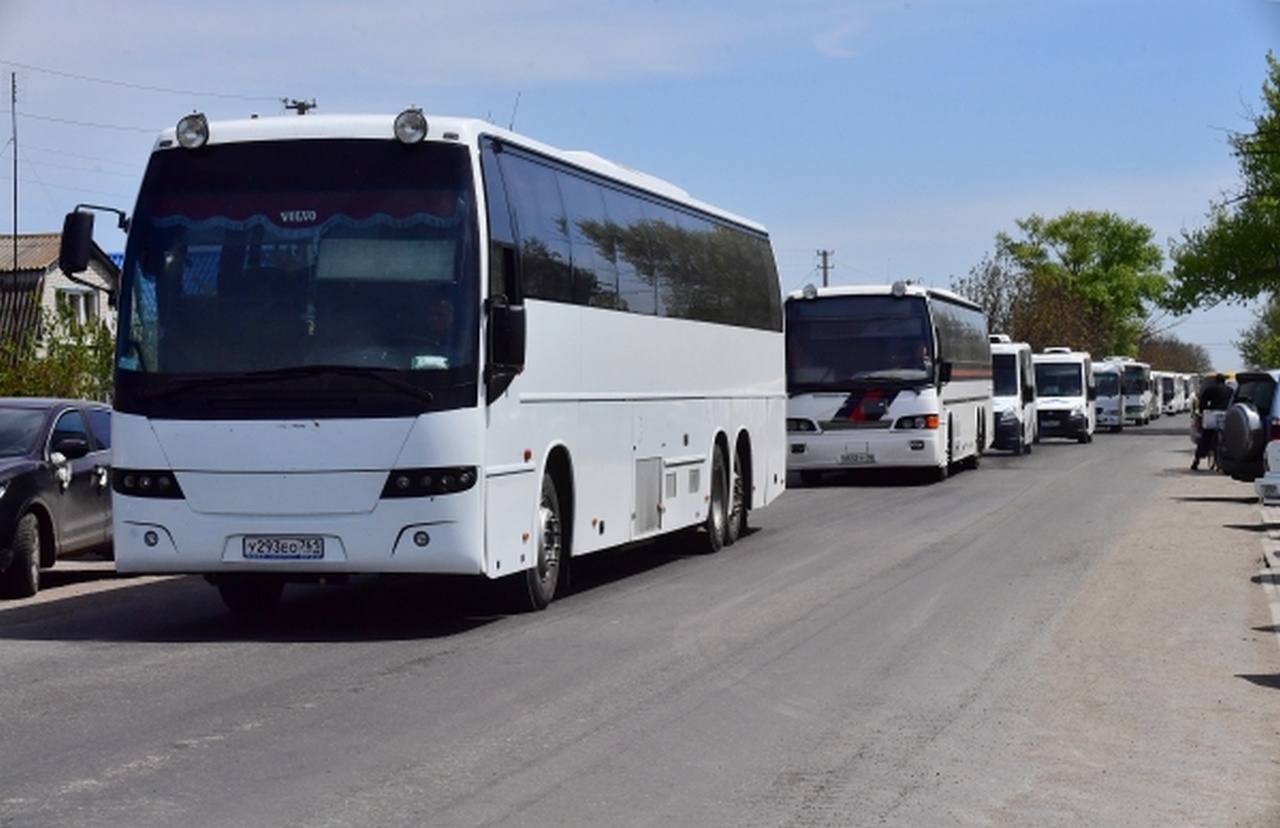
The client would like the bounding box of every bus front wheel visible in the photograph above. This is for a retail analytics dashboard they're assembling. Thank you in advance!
[523,472,564,611]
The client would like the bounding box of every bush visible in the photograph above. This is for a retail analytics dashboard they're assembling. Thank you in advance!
[0,307,114,401]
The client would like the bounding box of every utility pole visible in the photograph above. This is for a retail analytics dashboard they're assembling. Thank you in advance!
[11,72,17,276]
[817,249,834,287]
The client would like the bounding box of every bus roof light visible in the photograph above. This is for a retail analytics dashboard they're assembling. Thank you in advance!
[176,112,209,149]
[394,108,428,144]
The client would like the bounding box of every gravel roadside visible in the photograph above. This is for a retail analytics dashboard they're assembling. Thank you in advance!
[991,439,1280,826]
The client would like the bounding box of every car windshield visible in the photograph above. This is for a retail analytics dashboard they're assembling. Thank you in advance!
[0,408,45,457]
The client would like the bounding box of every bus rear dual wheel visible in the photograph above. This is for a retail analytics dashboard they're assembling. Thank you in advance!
[703,444,747,554]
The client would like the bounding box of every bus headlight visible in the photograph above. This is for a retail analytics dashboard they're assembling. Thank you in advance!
[998,408,1018,423]
[894,415,939,430]
[394,108,428,144]
[381,466,477,498]
[113,468,185,499]
[787,418,818,433]
[176,112,209,149]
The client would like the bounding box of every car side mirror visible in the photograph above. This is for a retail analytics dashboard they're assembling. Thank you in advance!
[52,437,90,461]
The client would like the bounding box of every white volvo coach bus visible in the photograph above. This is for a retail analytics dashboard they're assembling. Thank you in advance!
[60,109,787,612]
[785,282,993,483]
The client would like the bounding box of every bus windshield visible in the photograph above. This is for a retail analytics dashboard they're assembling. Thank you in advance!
[1121,367,1145,395]
[116,139,479,416]
[1035,363,1083,397]
[786,295,933,389]
[1096,372,1120,396]
[992,353,1018,397]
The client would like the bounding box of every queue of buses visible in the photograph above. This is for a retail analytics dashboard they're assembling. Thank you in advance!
[56,105,1197,614]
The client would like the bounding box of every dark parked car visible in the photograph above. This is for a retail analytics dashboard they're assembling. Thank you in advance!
[0,398,112,598]
[1219,370,1280,483]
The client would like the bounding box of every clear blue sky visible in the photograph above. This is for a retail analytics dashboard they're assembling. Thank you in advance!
[2,0,1278,370]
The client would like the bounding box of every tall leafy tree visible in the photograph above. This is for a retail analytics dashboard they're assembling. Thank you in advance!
[1165,52,1280,313]
[995,210,1166,355]
[1235,293,1280,370]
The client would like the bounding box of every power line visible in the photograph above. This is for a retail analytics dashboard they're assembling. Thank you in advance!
[0,60,279,102]
[0,109,156,134]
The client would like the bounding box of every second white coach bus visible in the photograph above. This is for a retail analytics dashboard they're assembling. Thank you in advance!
[785,282,993,483]
[61,108,787,612]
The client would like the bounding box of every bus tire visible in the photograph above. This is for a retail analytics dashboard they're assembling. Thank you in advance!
[702,446,728,553]
[0,513,41,599]
[725,443,747,546]
[522,472,564,611]
[216,575,284,614]
[963,420,983,470]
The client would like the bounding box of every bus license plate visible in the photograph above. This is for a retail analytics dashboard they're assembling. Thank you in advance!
[840,452,875,465]
[243,535,324,560]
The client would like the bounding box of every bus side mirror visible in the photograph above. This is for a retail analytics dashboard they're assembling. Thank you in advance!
[938,360,953,384]
[486,297,526,404]
[60,211,95,274]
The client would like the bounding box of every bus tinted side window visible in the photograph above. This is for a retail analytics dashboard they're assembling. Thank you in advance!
[498,153,572,302]
[491,140,780,332]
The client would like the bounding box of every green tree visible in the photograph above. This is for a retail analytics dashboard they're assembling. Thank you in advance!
[1235,293,1280,370]
[1165,52,1280,313]
[995,210,1165,356]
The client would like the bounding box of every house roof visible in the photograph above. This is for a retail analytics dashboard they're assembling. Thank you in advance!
[0,232,120,279]
[0,233,61,273]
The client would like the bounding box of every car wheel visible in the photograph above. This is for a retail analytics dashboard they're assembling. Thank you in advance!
[0,514,41,599]
[1223,402,1264,463]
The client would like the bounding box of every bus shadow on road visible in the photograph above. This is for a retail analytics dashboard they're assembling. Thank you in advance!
[1237,673,1280,690]
[0,535,702,644]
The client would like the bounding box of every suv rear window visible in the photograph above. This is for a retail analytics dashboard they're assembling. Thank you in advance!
[1233,376,1277,415]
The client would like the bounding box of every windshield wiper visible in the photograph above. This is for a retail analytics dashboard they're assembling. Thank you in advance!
[245,365,436,403]
[141,365,434,404]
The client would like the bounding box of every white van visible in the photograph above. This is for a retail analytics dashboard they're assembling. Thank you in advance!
[989,335,1037,454]
[1033,347,1096,443]
[1094,360,1123,432]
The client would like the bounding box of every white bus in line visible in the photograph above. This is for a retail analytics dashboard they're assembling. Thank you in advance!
[1032,347,1095,443]
[785,282,993,483]
[60,109,788,612]
[1094,360,1124,432]
[1104,356,1153,426]
[989,335,1037,455]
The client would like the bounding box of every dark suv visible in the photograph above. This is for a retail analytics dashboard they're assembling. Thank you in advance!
[1219,371,1280,482]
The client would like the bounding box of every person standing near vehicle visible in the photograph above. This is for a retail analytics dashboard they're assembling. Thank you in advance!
[1192,374,1233,470]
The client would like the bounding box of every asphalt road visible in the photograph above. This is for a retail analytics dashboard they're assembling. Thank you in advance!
[2,424,1278,827]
